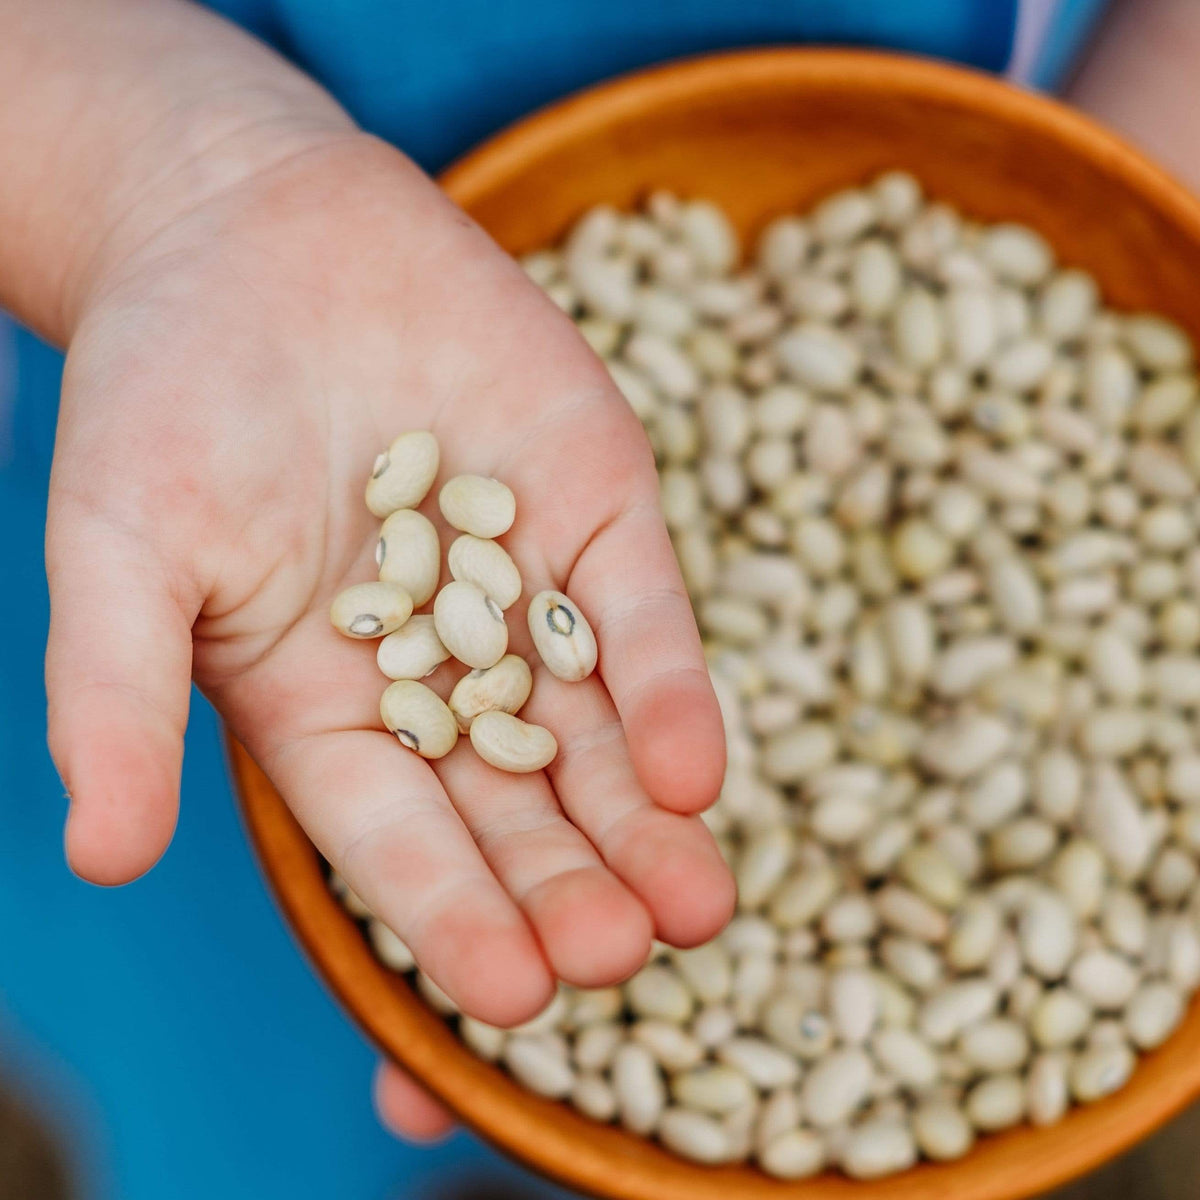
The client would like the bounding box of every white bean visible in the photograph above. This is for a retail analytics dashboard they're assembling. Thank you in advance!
[380,680,458,759]
[365,430,440,517]
[527,590,597,682]
[331,581,413,639]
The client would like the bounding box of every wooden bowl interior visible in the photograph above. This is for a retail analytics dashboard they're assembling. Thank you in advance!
[234,49,1200,1200]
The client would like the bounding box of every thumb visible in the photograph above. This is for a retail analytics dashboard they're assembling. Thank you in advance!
[45,500,195,885]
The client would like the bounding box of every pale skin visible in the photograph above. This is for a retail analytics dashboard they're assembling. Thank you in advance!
[3,0,1192,1147]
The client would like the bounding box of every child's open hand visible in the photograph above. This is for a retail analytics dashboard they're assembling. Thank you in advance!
[45,133,734,1027]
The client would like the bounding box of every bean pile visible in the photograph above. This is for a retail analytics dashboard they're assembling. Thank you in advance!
[335,172,1200,1179]
[331,438,597,772]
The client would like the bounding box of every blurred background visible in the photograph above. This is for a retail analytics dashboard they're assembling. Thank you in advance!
[5,1,1199,1198]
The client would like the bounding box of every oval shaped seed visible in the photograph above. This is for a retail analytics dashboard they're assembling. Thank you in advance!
[365,430,440,517]
[850,239,901,317]
[1083,764,1151,881]
[376,509,441,606]
[892,288,943,369]
[571,1074,618,1122]
[877,885,949,943]
[503,1033,574,1098]
[377,614,451,680]
[919,980,998,1045]
[777,324,861,392]
[658,1108,731,1164]
[368,919,416,972]
[718,1038,801,1089]
[990,817,1057,872]
[1129,441,1195,499]
[1040,269,1098,342]
[756,216,809,279]
[1087,629,1143,701]
[628,965,693,1023]
[899,844,966,910]
[632,1021,705,1072]
[574,1022,623,1072]
[988,555,1044,633]
[1071,1041,1134,1103]
[801,1048,873,1128]
[913,1102,975,1162]
[1167,918,1200,990]
[961,1018,1030,1073]
[1018,890,1078,980]
[769,863,838,928]
[438,474,516,538]
[828,968,878,1044]
[1050,839,1106,919]
[947,897,1002,971]
[761,723,838,784]
[736,827,794,909]
[872,1027,939,1089]
[843,1119,917,1180]
[919,713,1011,780]
[1068,950,1139,1010]
[380,680,458,759]
[679,199,739,273]
[1125,314,1192,371]
[671,944,731,1006]
[991,337,1054,392]
[673,1065,755,1115]
[1030,988,1092,1049]
[946,287,996,368]
[693,1003,738,1049]
[1032,748,1082,824]
[527,590,597,682]
[967,1074,1026,1132]
[449,655,534,732]
[1126,982,1184,1050]
[982,224,1053,285]
[759,1128,826,1180]
[434,580,508,669]
[1027,1052,1071,1126]
[459,1015,506,1061]
[612,1043,666,1135]
[446,534,522,610]
[331,581,413,639]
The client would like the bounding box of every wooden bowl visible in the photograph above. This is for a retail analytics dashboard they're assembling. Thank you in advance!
[231,48,1200,1200]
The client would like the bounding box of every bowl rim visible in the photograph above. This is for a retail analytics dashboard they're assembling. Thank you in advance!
[232,46,1200,1200]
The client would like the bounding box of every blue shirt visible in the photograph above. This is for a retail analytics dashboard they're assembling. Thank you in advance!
[0,4,1108,1199]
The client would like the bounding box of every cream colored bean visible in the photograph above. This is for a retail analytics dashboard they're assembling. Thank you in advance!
[377,615,451,680]
[613,1043,666,1135]
[468,710,556,773]
[368,919,416,972]
[365,430,440,517]
[438,474,516,537]
[448,655,533,732]
[380,680,458,759]
[913,1102,975,1162]
[447,535,522,609]
[331,581,413,639]
[1071,1042,1134,1103]
[434,580,508,669]
[527,590,597,682]
[377,509,441,606]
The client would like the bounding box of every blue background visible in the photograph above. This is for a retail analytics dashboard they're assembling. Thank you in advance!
[0,2,1109,1197]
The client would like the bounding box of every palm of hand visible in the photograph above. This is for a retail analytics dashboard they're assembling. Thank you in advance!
[45,138,732,1025]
